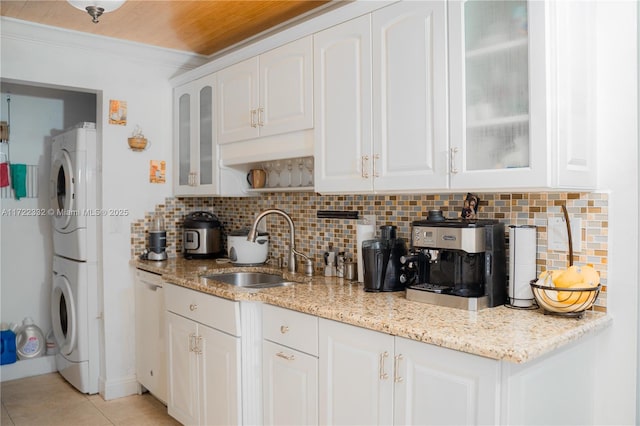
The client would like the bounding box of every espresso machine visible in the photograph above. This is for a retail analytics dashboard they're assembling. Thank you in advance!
[402,215,506,310]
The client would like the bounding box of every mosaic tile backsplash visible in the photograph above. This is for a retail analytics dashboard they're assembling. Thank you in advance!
[131,192,608,310]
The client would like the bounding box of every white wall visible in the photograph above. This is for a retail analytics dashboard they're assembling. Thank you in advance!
[0,17,204,399]
[594,2,639,424]
[0,83,95,337]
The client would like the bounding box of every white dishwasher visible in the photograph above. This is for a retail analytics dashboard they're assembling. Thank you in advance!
[134,268,167,404]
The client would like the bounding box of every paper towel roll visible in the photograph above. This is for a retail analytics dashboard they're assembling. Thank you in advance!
[356,216,376,282]
[509,225,537,307]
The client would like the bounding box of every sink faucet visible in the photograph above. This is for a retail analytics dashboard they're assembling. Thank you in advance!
[247,209,312,275]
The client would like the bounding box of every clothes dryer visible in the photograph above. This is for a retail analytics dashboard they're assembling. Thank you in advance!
[51,255,99,394]
[50,123,98,261]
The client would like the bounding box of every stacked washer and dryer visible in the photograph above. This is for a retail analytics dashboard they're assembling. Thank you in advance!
[50,123,100,394]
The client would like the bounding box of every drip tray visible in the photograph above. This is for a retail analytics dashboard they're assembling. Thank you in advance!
[405,286,490,311]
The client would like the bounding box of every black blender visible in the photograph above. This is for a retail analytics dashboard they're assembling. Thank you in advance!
[147,211,168,261]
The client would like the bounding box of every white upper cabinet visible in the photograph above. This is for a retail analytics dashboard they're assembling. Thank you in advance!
[314,1,448,194]
[372,1,449,192]
[218,36,313,144]
[313,14,373,194]
[217,58,259,143]
[173,73,218,196]
[448,0,596,190]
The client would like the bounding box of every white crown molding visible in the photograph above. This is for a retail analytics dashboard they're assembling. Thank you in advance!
[0,17,207,72]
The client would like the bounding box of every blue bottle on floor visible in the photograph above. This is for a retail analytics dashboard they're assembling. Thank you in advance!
[1,324,17,365]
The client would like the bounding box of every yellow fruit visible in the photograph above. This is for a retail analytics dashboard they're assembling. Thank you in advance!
[579,265,600,288]
[537,270,562,286]
[554,265,584,288]
[557,281,595,306]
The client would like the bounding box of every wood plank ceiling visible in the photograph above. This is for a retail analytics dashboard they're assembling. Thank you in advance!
[0,0,332,56]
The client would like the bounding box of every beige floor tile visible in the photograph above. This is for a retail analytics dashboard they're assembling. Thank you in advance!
[2,373,178,426]
[2,402,15,426]
[9,398,111,426]
[91,393,180,426]
[1,373,83,407]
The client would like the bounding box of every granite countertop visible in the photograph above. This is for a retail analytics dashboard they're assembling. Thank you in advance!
[133,257,612,364]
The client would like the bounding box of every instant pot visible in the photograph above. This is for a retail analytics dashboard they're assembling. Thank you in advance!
[183,211,223,259]
[227,228,269,265]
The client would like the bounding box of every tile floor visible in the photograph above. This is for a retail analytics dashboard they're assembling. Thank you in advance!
[1,373,180,426]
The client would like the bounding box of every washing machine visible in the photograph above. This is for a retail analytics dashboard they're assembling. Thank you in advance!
[50,123,98,261]
[51,254,100,394]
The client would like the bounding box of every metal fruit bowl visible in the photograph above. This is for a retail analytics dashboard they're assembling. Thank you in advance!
[530,279,601,317]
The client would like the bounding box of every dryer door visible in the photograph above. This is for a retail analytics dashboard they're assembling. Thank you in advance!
[50,149,75,231]
[51,273,77,356]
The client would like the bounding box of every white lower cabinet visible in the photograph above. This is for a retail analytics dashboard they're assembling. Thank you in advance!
[319,318,394,425]
[394,337,499,425]
[319,318,500,425]
[262,305,318,426]
[263,341,318,425]
[157,289,598,426]
[165,284,242,426]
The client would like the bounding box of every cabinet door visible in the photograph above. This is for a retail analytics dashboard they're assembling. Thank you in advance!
[173,74,218,196]
[166,312,199,426]
[135,279,166,403]
[394,337,500,426]
[448,0,548,189]
[313,15,374,194]
[319,319,393,425]
[263,340,318,426]
[199,323,242,426]
[218,57,260,144]
[193,74,217,194]
[174,85,193,194]
[260,36,313,137]
[372,0,449,192]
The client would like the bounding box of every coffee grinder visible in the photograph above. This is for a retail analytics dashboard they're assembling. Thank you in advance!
[147,211,168,261]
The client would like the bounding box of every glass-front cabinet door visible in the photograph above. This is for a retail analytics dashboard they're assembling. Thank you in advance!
[173,74,218,196]
[176,90,191,188]
[448,0,548,189]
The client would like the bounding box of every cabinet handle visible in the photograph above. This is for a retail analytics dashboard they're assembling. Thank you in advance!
[450,147,459,174]
[361,155,370,179]
[258,107,264,127]
[189,303,198,311]
[276,351,295,361]
[189,172,198,186]
[195,336,203,355]
[280,325,289,334]
[394,354,404,383]
[189,332,196,352]
[379,351,389,380]
[250,109,258,128]
[372,153,380,178]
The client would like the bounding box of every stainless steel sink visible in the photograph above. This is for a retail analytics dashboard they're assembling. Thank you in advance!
[202,272,293,289]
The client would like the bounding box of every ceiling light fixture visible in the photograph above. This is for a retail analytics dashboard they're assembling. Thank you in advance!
[67,0,126,24]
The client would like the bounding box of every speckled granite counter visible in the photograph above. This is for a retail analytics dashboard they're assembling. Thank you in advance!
[133,257,611,364]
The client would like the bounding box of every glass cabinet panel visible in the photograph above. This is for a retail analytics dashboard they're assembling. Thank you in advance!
[463,0,529,171]
[199,86,213,185]
[178,93,191,186]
